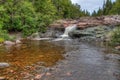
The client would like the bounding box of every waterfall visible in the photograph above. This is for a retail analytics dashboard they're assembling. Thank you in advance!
[53,25,77,41]
[60,24,77,38]
[31,25,77,41]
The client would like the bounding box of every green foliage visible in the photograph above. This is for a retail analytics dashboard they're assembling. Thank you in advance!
[52,0,89,19]
[110,27,120,46]
[0,38,4,43]
[0,0,38,36]
[0,0,90,37]
[109,0,120,15]
[0,29,11,41]
[92,0,120,16]
[103,0,113,15]
[92,10,97,16]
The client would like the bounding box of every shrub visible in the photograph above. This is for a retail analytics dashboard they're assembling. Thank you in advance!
[110,27,120,46]
[0,38,4,43]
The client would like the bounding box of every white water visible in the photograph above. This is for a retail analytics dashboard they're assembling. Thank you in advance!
[53,25,77,41]
[61,24,77,38]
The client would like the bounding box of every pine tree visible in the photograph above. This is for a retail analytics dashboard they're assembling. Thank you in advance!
[102,0,113,15]
[92,10,97,16]
[109,0,120,15]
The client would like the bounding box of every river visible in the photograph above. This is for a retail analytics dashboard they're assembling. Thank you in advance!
[0,39,120,80]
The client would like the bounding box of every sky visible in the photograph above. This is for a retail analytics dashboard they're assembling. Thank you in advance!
[71,0,116,13]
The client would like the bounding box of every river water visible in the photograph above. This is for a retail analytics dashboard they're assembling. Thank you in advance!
[0,39,120,80]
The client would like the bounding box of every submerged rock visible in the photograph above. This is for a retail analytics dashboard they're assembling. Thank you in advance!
[0,62,10,68]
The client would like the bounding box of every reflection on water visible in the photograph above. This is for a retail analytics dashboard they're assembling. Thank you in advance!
[0,40,65,78]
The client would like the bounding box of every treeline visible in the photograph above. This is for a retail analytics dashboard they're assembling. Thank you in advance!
[0,0,89,37]
[92,0,120,16]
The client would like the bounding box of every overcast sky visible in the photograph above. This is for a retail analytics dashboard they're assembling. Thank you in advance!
[71,0,116,13]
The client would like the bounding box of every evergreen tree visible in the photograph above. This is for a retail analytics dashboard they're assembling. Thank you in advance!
[97,8,103,16]
[92,10,97,16]
[109,0,120,15]
[102,0,113,15]
[92,0,114,16]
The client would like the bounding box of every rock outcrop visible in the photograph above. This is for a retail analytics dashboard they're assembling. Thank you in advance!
[50,15,120,29]
[69,26,112,41]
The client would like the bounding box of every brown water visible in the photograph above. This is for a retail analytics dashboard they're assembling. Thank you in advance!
[0,40,65,79]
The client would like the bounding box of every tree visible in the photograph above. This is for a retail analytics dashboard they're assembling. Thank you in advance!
[52,0,88,19]
[92,10,97,16]
[109,0,120,14]
[0,0,38,36]
[97,8,103,16]
[92,0,114,16]
[102,0,113,15]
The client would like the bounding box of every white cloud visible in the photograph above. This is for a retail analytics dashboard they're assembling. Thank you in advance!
[71,0,116,13]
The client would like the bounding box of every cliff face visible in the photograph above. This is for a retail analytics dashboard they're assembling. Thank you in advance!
[50,15,120,29]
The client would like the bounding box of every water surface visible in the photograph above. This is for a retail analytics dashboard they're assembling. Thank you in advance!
[0,39,120,80]
[0,40,65,79]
